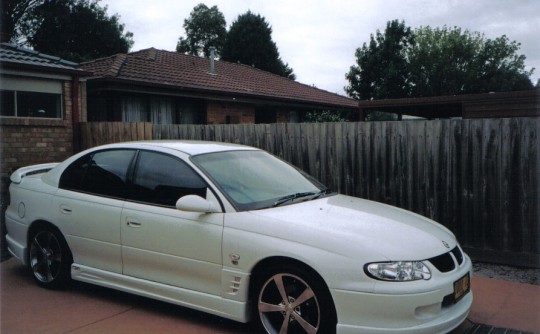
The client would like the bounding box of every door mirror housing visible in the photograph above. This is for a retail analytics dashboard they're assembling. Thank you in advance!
[176,195,221,213]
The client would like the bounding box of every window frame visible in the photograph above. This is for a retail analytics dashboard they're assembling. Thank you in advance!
[0,75,63,121]
[59,148,222,210]
[0,89,63,119]
[127,150,211,208]
[59,149,137,199]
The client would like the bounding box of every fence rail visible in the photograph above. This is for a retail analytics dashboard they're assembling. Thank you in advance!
[80,119,540,267]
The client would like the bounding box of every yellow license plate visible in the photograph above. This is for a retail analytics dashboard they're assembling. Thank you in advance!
[453,273,470,303]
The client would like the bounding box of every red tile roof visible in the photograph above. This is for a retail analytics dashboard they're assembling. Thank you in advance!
[81,48,358,109]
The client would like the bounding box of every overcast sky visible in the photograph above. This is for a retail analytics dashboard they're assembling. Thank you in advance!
[100,0,540,96]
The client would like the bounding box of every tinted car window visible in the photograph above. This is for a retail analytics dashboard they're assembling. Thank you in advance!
[60,154,91,191]
[60,150,135,199]
[130,151,207,207]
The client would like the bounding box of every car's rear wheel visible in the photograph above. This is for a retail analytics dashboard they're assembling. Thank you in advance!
[255,265,336,334]
[28,227,72,289]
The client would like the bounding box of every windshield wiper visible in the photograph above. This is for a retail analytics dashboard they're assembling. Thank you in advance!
[311,188,332,199]
[273,191,318,207]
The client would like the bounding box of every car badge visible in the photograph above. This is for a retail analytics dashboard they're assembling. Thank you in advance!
[442,241,450,249]
[229,253,240,265]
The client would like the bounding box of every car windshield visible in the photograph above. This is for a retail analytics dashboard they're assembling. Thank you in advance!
[192,150,327,211]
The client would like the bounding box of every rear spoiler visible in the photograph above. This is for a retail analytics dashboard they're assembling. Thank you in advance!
[10,163,60,184]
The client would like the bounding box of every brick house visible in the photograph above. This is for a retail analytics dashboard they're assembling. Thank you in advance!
[80,48,359,124]
[0,43,90,181]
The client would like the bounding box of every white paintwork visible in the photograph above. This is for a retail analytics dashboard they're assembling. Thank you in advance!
[121,200,224,295]
[176,194,221,213]
[70,264,249,322]
[10,162,59,184]
[53,188,124,273]
[5,140,473,334]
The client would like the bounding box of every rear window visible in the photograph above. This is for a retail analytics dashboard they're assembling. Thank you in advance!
[60,150,136,199]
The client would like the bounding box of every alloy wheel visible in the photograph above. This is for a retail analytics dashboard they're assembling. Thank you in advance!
[29,230,63,283]
[258,273,320,334]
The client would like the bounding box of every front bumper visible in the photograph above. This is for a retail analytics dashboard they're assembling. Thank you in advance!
[332,256,473,334]
[333,288,472,334]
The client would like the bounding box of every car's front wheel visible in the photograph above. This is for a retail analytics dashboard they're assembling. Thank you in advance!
[28,226,72,289]
[255,265,336,334]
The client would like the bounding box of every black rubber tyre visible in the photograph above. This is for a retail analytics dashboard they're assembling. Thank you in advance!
[28,226,72,289]
[253,264,337,334]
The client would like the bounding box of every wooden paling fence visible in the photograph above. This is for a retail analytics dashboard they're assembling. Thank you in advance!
[80,122,153,148]
[80,119,540,267]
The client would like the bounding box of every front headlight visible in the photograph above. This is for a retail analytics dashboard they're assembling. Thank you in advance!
[365,261,431,281]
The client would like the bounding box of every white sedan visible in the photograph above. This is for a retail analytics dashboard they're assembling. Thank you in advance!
[5,141,472,334]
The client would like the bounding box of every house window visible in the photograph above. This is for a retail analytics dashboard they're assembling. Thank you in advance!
[1,90,62,118]
[120,96,176,124]
[0,90,15,116]
[150,97,174,124]
[121,96,147,122]
[255,108,277,124]
[178,100,205,124]
[1,76,63,119]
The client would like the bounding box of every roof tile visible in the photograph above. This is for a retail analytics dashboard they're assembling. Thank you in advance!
[0,43,87,73]
[81,48,358,108]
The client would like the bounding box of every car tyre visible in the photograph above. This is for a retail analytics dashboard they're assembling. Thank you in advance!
[254,264,336,334]
[28,226,72,289]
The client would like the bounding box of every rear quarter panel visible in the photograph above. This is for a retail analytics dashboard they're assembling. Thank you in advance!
[5,175,58,263]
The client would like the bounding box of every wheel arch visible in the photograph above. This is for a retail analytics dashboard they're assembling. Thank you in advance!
[27,220,73,263]
[248,256,334,305]
[248,255,338,332]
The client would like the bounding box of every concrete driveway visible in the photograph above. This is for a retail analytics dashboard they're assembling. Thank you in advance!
[2,258,539,333]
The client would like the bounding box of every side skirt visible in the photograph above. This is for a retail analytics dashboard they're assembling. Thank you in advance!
[71,263,250,323]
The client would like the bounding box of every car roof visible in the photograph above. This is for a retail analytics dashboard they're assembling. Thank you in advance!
[103,140,259,156]
[41,140,259,188]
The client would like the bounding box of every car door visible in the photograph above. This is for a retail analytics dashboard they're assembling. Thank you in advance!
[54,149,136,274]
[121,150,224,295]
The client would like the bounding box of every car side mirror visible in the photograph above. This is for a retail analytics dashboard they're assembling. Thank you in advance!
[175,195,221,213]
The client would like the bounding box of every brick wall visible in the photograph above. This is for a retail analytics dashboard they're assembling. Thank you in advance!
[206,101,255,124]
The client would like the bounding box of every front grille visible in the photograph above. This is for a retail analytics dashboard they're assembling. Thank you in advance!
[428,252,455,272]
[451,246,464,265]
[427,246,464,273]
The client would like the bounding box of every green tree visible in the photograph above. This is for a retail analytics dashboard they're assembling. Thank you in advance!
[14,0,133,63]
[222,11,295,80]
[346,21,535,100]
[304,110,349,122]
[1,0,36,43]
[176,3,227,58]
[409,26,534,96]
[345,20,414,100]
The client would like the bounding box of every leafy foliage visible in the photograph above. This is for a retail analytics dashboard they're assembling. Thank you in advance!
[409,27,534,96]
[304,110,349,123]
[4,0,133,63]
[346,20,535,100]
[222,11,295,80]
[1,0,35,42]
[176,3,227,58]
[345,20,414,100]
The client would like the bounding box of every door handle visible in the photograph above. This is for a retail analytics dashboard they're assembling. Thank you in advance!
[127,221,142,227]
[60,205,72,215]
